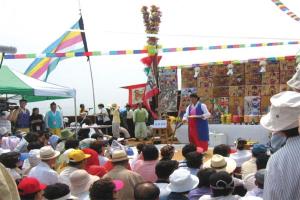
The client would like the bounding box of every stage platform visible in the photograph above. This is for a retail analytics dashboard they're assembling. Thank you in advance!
[175,124,271,147]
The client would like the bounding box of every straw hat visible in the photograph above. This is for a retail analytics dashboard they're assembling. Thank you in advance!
[166,168,199,193]
[111,149,128,162]
[38,146,60,160]
[287,68,300,91]
[70,169,99,195]
[111,103,118,109]
[203,154,237,174]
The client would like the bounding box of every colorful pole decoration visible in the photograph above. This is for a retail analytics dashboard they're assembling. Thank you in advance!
[271,0,300,22]
[4,41,300,59]
[141,5,162,119]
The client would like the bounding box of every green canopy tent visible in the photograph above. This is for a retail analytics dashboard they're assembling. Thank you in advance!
[0,65,78,123]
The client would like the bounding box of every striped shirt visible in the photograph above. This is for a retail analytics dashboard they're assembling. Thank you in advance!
[264,136,300,200]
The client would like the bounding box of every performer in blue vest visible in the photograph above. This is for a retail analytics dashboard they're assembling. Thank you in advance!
[44,102,64,136]
[183,93,211,151]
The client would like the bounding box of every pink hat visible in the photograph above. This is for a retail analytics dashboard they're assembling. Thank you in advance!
[113,180,124,192]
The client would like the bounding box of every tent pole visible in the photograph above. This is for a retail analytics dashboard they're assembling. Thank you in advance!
[74,94,78,134]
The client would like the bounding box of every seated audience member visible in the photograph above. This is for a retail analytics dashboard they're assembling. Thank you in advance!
[56,139,79,171]
[179,144,197,167]
[1,131,21,151]
[28,146,60,185]
[160,145,175,161]
[134,182,160,200]
[256,154,269,170]
[133,144,159,182]
[155,160,178,200]
[90,177,124,200]
[184,151,203,176]
[22,149,40,176]
[19,140,41,169]
[48,134,60,149]
[0,151,22,180]
[103,149,144,200]
[203,154,245,191]
[77,129,90,141]
[55,129,75,153]
[65,139,80,150]
[91,132,103,140]
[241,144,267,179]
[43,183,77,200]
[230,138,252,167]
[130,143,145,168]
[245,169,265,198]
[69,169,99,199]
[82,148,100,170]
[166,168,199,200]
[79,138,96,149]
[213,144,231,157]
[90,140,109,166]
[18,177,46,200]
[199,171,240,200]
[0,162,20,200]
[243,154,270,191]
[87,165,107,178]
[188,168,216,200]
[59,149,90,186]
[34,131,49,147]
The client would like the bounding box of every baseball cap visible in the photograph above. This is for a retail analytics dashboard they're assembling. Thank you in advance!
[68,149,91,162]
[252,144,267,155]
[18,177,46,196]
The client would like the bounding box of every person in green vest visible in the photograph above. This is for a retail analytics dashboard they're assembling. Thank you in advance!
[133,103,148,140]
[44,102,64,137]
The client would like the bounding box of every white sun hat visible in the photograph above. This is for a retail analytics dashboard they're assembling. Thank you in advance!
[270,91,300,107]
[260,105,300,132]
[166,168,199,193]
[260,91,300,132]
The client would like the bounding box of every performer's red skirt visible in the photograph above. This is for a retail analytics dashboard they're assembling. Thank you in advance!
[188,118,208,152]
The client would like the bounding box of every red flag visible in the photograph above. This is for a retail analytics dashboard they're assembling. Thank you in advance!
[141,56,161,119]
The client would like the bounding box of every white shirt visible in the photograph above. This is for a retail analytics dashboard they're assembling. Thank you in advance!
[154,182,170,200]
[127,110,134,119]
[74,191,89,200]
[241,157,256,179]
[199,194,242,200]
[97,108,110,122]
[264,136,300,200]
[243,172,256,191]
[200,195,262,200]
[245,187,263,198]
[28,161,59,185]
[59,166,79,187]
[98,155,109,166]
[183,102,211,121]
[230,150,252,167]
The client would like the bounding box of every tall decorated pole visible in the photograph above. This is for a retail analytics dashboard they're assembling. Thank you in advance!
[141,5,162,119]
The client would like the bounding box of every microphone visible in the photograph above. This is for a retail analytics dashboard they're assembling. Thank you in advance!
[0,45,17,54]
